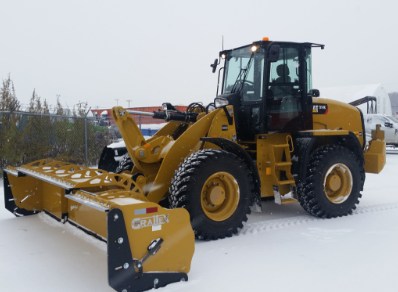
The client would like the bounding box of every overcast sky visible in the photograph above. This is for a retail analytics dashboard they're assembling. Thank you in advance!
[1,0,397,110]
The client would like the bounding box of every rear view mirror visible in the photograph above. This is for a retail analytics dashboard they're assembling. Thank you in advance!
[309,89,320,97]
[210,59,218,73]
[268,45,280,62]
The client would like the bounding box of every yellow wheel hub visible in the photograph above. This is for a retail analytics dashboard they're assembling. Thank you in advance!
[328,174,342,192]
[201,171,240,221]
[208,186,226,206]
[323,163,353,204]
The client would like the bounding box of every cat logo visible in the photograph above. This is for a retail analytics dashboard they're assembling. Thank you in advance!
[313,103,328,114]
[132,214,169,231]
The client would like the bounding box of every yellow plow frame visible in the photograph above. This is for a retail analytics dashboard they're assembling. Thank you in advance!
[3,159,195,292]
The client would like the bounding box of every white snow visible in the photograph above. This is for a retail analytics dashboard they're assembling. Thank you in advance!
[2,155,398,292]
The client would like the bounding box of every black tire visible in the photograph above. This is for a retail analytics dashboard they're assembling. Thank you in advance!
[169,149,255,240]
[98,146,119,172]
[115,153,133,173]
[299,145,365,218]
[98,146,133,173]
[291,137,312,201]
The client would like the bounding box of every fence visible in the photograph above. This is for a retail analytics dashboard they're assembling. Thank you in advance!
[0,111,119,170]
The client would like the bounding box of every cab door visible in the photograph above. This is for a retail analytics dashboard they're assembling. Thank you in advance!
[265,44,312,132]
[233,50,265,141]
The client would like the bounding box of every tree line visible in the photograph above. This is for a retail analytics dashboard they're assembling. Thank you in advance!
[0,75,113,171]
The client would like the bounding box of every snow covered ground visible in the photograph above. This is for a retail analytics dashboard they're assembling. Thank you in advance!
[2,155,398,292]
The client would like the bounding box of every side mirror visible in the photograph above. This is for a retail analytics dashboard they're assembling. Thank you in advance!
[210,59,218,73]
[309,89,320,97]
[268,45,280,62]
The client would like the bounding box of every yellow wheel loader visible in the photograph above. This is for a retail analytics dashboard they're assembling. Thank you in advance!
[3,38,386,291]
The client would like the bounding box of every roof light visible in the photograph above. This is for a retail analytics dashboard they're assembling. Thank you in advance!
[262,36,270,41]
[251,45,258,52]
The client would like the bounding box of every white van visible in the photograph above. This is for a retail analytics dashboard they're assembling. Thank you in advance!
[364,114,398,146]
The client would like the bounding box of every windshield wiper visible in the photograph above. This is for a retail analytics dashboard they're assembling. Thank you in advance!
[231,53,254,94]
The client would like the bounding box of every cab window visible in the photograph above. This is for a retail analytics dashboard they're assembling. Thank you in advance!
[267,46,303,131]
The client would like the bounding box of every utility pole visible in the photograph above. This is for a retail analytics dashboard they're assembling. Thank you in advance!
[126,99,132,108]
[115,99,119,106]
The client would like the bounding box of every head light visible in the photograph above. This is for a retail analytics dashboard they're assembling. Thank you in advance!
[214,97,229,108]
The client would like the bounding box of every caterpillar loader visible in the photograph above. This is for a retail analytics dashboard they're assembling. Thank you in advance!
[3,38,385,291]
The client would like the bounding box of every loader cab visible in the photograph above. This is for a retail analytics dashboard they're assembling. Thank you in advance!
[219,40,322,141]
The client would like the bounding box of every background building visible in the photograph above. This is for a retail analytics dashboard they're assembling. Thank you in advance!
[319,83,392,115]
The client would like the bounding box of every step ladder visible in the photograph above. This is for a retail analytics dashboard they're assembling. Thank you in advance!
[270,143,296,204]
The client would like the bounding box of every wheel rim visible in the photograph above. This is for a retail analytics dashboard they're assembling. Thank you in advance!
[201,171,240,221]
[323,163,353,204]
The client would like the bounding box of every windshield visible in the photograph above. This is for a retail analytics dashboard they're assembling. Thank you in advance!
[222,46,265,101]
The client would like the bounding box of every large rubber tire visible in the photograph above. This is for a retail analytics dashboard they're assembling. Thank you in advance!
[98,147,133,173]
[115,153,133,173]
[299,145,365,218]
[169,149,255,240]
[98,146,119,172]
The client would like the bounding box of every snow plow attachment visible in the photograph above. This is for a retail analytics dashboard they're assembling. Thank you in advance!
[3,159,195,292]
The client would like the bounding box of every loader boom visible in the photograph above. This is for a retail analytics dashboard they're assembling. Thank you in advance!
[111,106,226,203]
